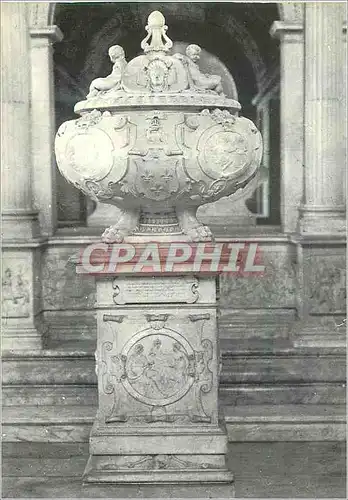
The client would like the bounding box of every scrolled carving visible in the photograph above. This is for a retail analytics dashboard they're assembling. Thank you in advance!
[102,339,128,423]
[113,115,128,130]
[202,108,236,129]
[184,114,200,130]
[76,109,102,129]
[189,313,211,322]
[100,454,218,471]
[145,313,169,329]
[101,341,114,394]
[189,338,214,423]
[103,313,125,323]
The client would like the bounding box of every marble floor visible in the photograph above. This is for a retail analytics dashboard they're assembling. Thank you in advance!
[2,441,346,498]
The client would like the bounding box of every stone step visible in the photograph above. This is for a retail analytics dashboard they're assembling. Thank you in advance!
[2,350,96,385]
[220,383,346,405]
[2,405,345,443]
[3,382,346,407]
[221,342,346,383]
[224,404,346,441]
[3,384,98,406]
[3,344,345,385]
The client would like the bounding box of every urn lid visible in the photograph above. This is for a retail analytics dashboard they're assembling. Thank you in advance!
[75,11,240,114]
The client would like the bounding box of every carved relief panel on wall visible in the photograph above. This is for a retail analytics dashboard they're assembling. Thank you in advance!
[2,264,30,319]
[98,309,217,426]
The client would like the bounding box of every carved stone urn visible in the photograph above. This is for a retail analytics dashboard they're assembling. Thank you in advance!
[55,11,262,241]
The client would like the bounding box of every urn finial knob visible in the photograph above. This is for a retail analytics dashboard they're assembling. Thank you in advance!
[141,10,173,53]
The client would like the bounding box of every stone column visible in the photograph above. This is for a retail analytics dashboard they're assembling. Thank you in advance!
[30,26,63,236]
[1,3,45,350]
[1,2,40,240]
[293,6,347,347]
[270,21,304,234]
[300,3,346,233]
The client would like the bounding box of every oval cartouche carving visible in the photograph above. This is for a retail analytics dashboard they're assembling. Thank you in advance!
[65,129,114,180]
[121,329,195,407]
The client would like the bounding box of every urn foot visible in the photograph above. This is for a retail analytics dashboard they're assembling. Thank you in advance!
[176,207,213,242]
[102,208,140,243]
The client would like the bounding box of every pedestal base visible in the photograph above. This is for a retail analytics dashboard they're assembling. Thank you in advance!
[83,272,234,493]
[84,419,232,485]
[84,455,233,485]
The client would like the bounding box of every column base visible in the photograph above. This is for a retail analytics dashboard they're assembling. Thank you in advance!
[2,210,41,240]
[1,321,47,351]
[293,317,346,348]
[299,206,346,234]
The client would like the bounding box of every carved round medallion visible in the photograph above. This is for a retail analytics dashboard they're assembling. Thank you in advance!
[65,129,114,180]
[199,130,249,179]
[121,329,194,406]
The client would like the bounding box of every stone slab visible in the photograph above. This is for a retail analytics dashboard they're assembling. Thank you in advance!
[3,384,98,406]
[221,351,346,383]
[90,425,228,455]
[1,442,346,498]
[220,383,346,406]
[3,381,345,408]
[3,457,87,477]
[3,404,345,443]
[1,476,235,498]
[218,308,296,339]
[2,424,92,443]
[2,442,89,458]
[227,422,346,442]
[2,354,96,385]
[44,310,97,343]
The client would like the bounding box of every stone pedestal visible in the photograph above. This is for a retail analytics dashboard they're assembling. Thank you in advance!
[82,252,233,492]
[293,235,346,348]
[2,244,46,351]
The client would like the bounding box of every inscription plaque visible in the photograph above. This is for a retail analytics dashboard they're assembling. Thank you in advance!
[112,276,199,304]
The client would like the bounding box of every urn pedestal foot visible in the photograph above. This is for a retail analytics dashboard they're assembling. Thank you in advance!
[102,208,140,243]
[83,272,234,495]
[176,206,213,242]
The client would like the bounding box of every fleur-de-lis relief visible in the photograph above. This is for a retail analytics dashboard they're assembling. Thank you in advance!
[150,183,164,196]
[141,169,154,182]
[161,169,173,182]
